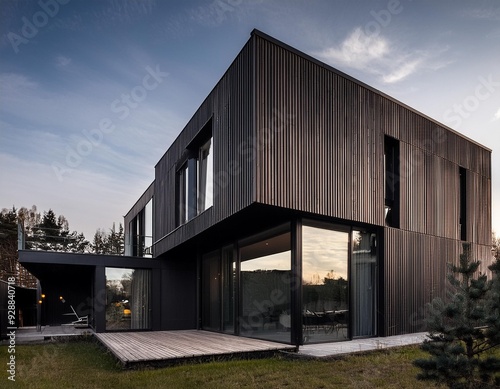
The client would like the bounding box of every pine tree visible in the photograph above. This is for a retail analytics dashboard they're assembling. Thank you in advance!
[414,245,500,388]
[90,223,124,255]
[92,229,107,254]
[28,209,89,252]
[0,207,38,287]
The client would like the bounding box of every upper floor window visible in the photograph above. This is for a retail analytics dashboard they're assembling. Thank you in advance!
[198,137,213,212]
[177,162,189,226]
[176,118,213,227]
[129,197,153,257]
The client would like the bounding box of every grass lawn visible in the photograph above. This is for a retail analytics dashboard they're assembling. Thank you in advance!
[1,339,445,389]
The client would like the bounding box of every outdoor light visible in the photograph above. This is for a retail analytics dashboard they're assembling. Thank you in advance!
[41,294,46,298]
[38,300,42,304]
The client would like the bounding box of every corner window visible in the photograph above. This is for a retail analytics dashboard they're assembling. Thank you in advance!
[384,136,399,228]
[130,198,153,257]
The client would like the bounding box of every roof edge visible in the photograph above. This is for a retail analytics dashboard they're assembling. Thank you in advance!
[250,29,491,152]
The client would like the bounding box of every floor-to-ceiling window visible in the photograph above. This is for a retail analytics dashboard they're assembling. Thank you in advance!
[301,222,378,344]
[239,228,291,343]
[302,223,350,343]
[105,268,151,330]
[352,230,377,338]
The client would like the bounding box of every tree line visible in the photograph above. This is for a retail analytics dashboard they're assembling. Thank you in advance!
[0,205,125,287]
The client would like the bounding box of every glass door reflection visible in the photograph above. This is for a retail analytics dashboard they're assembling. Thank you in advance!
[302,225,349,343]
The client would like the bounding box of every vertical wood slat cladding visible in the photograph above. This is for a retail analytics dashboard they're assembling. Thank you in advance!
[154,40,254,255]
[254,34,491,244]
[255,37,384,225]
[385,228,493,336]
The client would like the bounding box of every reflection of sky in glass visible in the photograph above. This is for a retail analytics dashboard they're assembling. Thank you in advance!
[106,267,133,281]
[302,226,348,284]
[240,251,291,272]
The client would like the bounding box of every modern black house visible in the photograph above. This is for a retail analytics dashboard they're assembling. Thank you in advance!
[19,30,492,346]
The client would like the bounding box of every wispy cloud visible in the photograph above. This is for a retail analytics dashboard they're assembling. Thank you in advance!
[316,28,389,70]
[493,108,500,121]
[315,28,451,84]
[463,7,500,21]
[383,59,422,84]
[56,55,72,68]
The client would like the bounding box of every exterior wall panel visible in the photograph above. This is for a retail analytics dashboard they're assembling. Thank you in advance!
[384,228,493,336]
[255,36,385,225]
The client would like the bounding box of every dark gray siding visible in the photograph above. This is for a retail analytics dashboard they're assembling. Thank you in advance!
[253,33,491,245]
[154,38,255,256]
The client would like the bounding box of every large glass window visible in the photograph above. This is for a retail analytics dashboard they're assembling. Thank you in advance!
[240,230,291,343]
[105,268,151,330]
[302,224,349,343]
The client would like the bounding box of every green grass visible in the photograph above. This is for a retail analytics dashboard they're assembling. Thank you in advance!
[1,339,445,389]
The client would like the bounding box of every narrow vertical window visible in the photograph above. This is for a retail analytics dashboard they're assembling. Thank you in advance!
[144,198,153,257]
[198,137,213,213]
[177,163,189,226]
[384,136,399,228]
[459,167,467,241]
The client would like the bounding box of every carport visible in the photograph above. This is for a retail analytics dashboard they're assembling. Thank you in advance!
[18,250,161,332]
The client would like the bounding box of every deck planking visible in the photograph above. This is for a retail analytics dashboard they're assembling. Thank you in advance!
[95,330,296,367]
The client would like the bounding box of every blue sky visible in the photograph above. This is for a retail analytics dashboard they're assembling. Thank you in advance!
[1,0,499,241]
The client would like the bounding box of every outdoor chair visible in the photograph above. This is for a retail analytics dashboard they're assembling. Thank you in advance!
[64,305,88,328]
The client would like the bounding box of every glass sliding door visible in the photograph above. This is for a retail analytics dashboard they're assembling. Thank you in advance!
[302,224,349,343]
[105,268,151,330]
[239,230,291,343]
[352,230,377,338]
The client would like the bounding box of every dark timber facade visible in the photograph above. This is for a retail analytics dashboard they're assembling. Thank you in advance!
[20,30,492,346]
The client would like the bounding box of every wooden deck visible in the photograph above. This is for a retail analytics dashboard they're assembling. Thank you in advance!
[95,330,297,368]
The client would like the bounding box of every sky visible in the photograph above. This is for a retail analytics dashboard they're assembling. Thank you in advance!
[1,0,499,242]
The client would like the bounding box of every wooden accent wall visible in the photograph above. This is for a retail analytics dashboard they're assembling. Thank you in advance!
[384,228,492,336]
